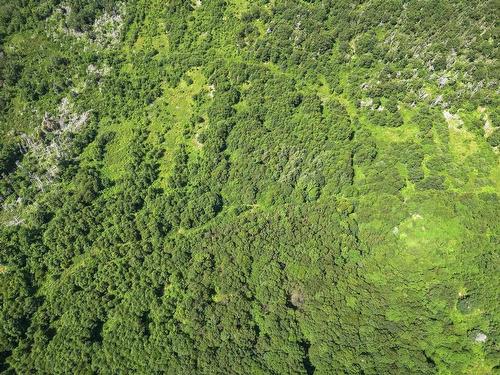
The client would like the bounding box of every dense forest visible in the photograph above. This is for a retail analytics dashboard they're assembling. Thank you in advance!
[0,0,498,373]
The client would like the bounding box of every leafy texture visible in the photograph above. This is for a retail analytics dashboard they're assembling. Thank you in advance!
[0,1,498,374]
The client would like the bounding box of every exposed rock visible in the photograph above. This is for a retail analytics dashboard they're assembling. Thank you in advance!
[478,107,496,137]
[433,95,443,106]
[87,63,111,77]
[443,110,463,129]
[289,289,305,309]
[360,98,373,108]
[92,5,126,47]
[208,84,216,98]
[5,216,24,227]
[9,98,91,202]
[473,331,487,343]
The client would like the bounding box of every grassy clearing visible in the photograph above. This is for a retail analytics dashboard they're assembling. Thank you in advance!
[397,211,462,256]
[229,0,250,17]
[368,122,419,143]
[490,162,500,192]
[445,113,479,162]
[100,118,142,180]
[155,69,207,189]
[95,69,206,185]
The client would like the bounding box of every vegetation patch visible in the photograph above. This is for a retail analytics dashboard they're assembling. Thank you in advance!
[0,1,497,374]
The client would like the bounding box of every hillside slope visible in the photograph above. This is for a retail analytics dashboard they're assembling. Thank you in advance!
[0,1,498,373]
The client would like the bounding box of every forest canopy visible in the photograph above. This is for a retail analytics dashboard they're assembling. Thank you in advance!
[0,0,498,374]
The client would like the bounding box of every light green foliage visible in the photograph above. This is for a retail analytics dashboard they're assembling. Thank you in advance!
[0,0,498,374]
